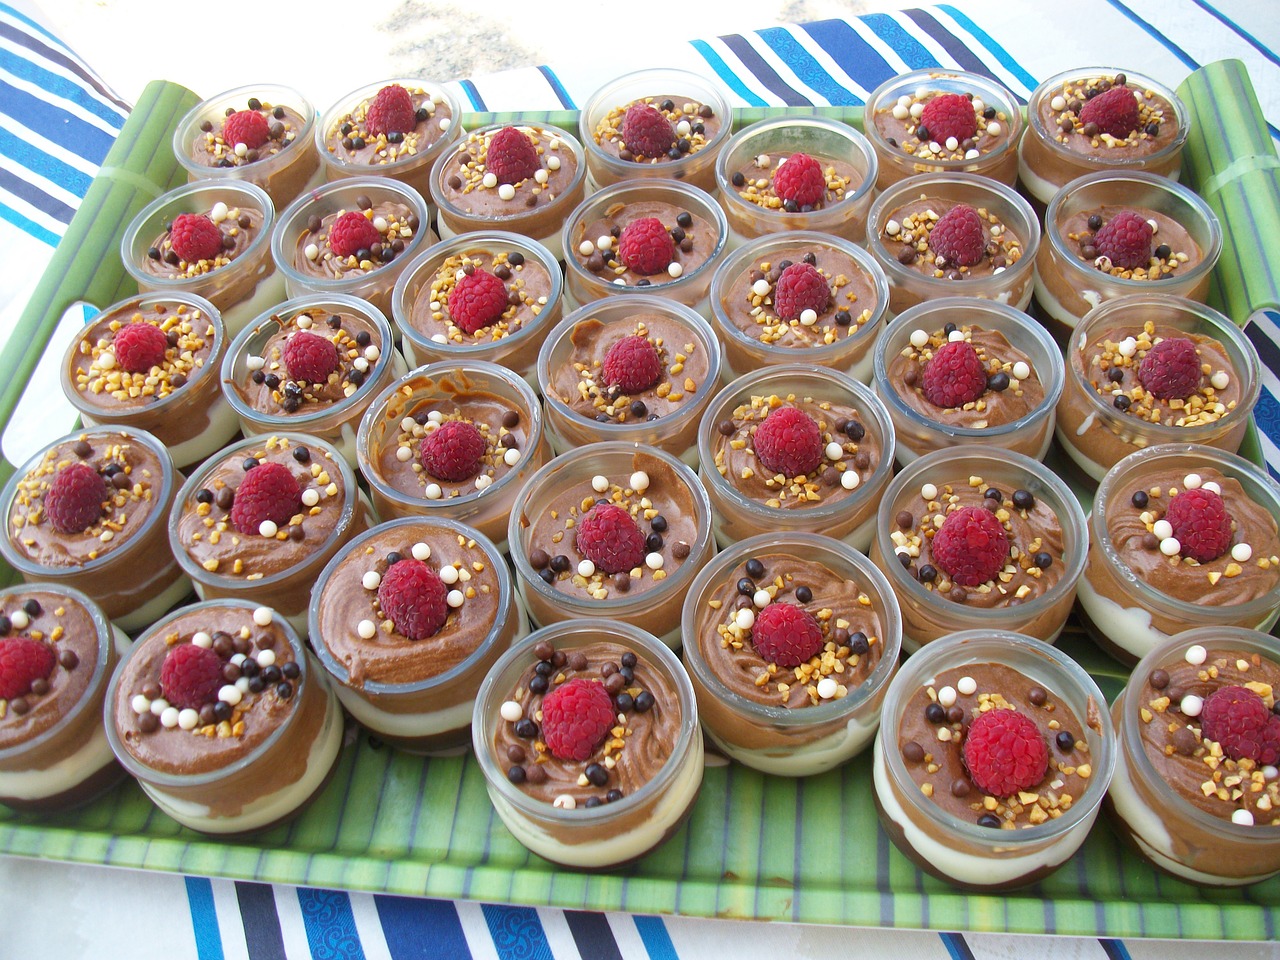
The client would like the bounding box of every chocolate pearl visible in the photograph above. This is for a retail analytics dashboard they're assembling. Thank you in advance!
[918,565,937,583]
[634,691,655,713]
[111,472,131,490]
[1012,490,1035,510]
[903,366,919,387]
[1141,532,1159,550]
[950,587,968,603]
[534,661,554,677]
[606,788,624,803]
[289,526,305,542]
[946,706,964,724]
[355,194,372,210]
[1033,552,1053,569]
[72,440,93,459]
[925,703,946,724]
[506,766,527,784]
[646,532,664,552]
[987,372,1010,392]
[984,488,1003,502]
[233,635,251,655]
[672,542,690,559]
[1028,686,1048,705]
[21,599,39,618]
[524,765,547,785]
[500,410,520,430]
[649,516,668,535]
[247,677,266,694]
[550,555,571,573]
[822,467,839,487]
[896,510,914,530]
[307,215,323,234]
[848,632,869,655]
[615,692,634,713]
[199,704,218,725]
[677,211,693,228]
[223,663,241,683]
[835,309,852,327]
[897,246,917,265]
[745,558,765,579]
[732,171,746,187]
[1114,395,1132,412]
[506,745,526,764]
[567,651,587,671]
[601,661,618,678]
[951,779,971,798]
[1148,669,1170,690]
[1131,490,1149,509]
[584,796,604,808]
[977,813,1001,828]
[1056,731,1077,751]
[1172,728,1198,755]
[613,573,631,592]
[1082,121,1100,137]
[138,712,158,732]
[529,548,550,570]
[30,678,48,696]
[214,701,233,722]
[1088,214,1103,232]
[1155,244,1171,261]
[282,662,301,680]
[902,741,925,762]
[548,651,566,670]
[604,673,625,695]
[514,718,538,738]
[142,683,161,701]
[735,577,755,597]
[533,640,554,661]
[529,675,548,694]
[59,650,78,670]
[262,666,282,685]
[585,763,609,786]
[795,586,813,604]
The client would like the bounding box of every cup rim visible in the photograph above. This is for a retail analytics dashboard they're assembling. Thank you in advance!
[316,78,462,175]
[173,83,318,179]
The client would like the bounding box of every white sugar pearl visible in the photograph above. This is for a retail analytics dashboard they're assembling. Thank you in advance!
[357,620,376,639]
[752,279,772,297]
[396,446,412,462]
[938,686,957,708]
[921,483,938,501]
[412,543,431,561]
[800,308,818,326]
[235,676,250,693]
[1012,361,1031,381]
[817,677,838,699]
[401,416,417,432]
[971,99,984,114]
[1232,543,1253,563]
[630,471,650,492]
[150,698,169,716]
[296,314,314,329]
[1181,694,1204,717]
[425,483,443,500]
[218,685,242,706]
[1152,519,1173,540]
[1211,371,1231,390]
[948,330,966,343]
[753,589,772,609]
[1233,809,1255,826]
[257,649,276,668]
[498,184,516,201]
[160,707,180,729]
[910,102,925,119]
[986,121,1002,137]
[500,701,522,722]
[192,631,212,649]
[1147,219,1159,235]
[646,553,664,571]
[440,565,460,585]
[591,475,609,493]
[439,117,451,131]
[897,95,912,108]
[577,559,596,577]
[230,654,246,667]
[929,141,942,154]
[131,695,151,715]
[97,352,116,371]
[178,709,199,731]
[1050,95,1067,111]
[909,329,929,349]
[428,410,443,422]
[475,474,493,491]
[305,243,319,261]
[945,136,959,151]
[735,608,755,630]
[253,607,273,627]
[553,795,576,810]
[210,201,229,222]
[246,355,265,371]
[546,156,561,171]
[1183,473,1202,490]
[362,571,381,590]
[756,154,772,168]
[1160,537,1181,556]
[447,589,464,608]
[1202,481,1221,495]
[364,345,380,362]
[676,119,691,136]
[373,216,388,233]
[302,488,320,507]
[667,262,683,279]
[1265,766,1279,781]
[1118,337,1138,358]
[482,172,498,188]
[1185,644,1208,665]
[892,104,909,121]
[504,448,520,466]
[825,442,844,460]
[597,236,613,252]
[534,169,548,184]
[233,141,248,158]
[259,520,278,538]
[840,471,860,491]
[957,676,977,696]
[886,219,901,237]
[964,149,980,160]
[9,611,27,630]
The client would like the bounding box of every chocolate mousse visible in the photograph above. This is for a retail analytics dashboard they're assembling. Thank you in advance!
[293,198,418,282]
[872,90,1013,172]
[406,247,554,349]
[324,83,454,170]
[190,97,309,173]
[729,151,860,214]
[569,201,716,289]
[142,202,264,280]
[592,96,723,170]
[1034,72,1179,166]
[878,197,1025,284]
[1059,207,1200,282]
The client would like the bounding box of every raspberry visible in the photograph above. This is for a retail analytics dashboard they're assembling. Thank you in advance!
[1164,487,1233,563]
[753,406,823,478]
[1094,210,1153,270]
[159,643,223,710]
[1137,337,1201,401]
[1200,686,1280,765]
[601,335,662,393]
[447,269,509,334]
[229,461,302,534]
[772,152,826,207]
[962,708,1049,797]
[44,463,107,534]
[921,340,988,408]
[112,322,168,374]
[327,211,381,259]
[919,93,977,144]
[282,331,340,383]
[1079,86,1140,140]
[169,213,223,263]
[540,677,615,762]
[773,262,832,321]
[575,502,646,574]
[221,109,270,150]
[617,217,675,275]
[929,204,986,268]
[485,126,540,185]
[0,637,55,700]
[750,602,823,667]
[619,103,675,159]
[377,559,449,640]
[930,505,1010,586]
[418,420,487,482]
[365,84,417,137]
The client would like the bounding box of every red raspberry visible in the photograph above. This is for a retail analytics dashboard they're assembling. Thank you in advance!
[619,103,675,159]
[222,109,270,150]
[753,406,823,478]
[169,213,224,263]
[44,463,107,534]
[418,420,487,482]
[601,335,662,393]
[112,322,168,374]
[750,602,823,668]
[365,84,417,137]
[1094,210,1153,270]
[1137,337,1201,400]
[962,708,1049,797]
[575,502,646,574]
[159,643,223,710]
[919,92,977,144]
[617,217,675,276]
[540,677,616,762]
[930,505,1010,586]
[0,637,55,700]
[921,340,988,408]
[1079,85,1140,139]
[1164,487,1233,563]
[485,126,540,185]
[928,204,986,268]
[377,559,449,640]
[229,461,302,534]
[447,269,509,335]
[773,262,832,321]
[1200,686,1280,765]
[281,331,340,383]
[772,152,826,208]
[327,211,381,259]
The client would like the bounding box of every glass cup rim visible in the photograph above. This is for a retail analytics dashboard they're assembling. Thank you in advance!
[316,77,462,175]
[173,82,317,179]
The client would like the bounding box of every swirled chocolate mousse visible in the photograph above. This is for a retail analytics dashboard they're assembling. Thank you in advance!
[492,639,679,807]
[873,89,1012,166]
[1060,207,1200,281]
[294,196,418,281]
[142,203,263,280]
[325,83,453,168]
[879,198,1024,282]
[191,97,308,170]
[896,663,1099,828]
[1037,73,1178,163]
[728,150,860,214]
[694,552,885,708]
[438,125,577,218]
[409,248,553,347]
[593,97,722,166]
[570,202,716,287]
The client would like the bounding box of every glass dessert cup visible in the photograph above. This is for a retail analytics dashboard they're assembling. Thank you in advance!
[0,427,189,632]
[873,297,1064,465]
[221,293,407,467]
[708,229,890,385]
[309,516,527,754]
[872,629,1115,891]
[390,231,563,384]
[868,445,1087,652]
[472,619,703,870]
[271,176,432,320]
[1033,170,1222,332]
[1056,294,1261,482]
[696,364,895,552]
[173,83,322,208]
[0,584,129,812]
[1107,626,1280,885]
[356,360,548,553]
[168,432,369,634]
[561,178,728,316]
[863,68,1024,189]
[508,441,715,649]
[867,172,1040,316]
[104,598,344,836]
[1077,443,1280,665]
[121,180,283,336]
[537,294,722,466]
[714,115,878,245]
[60,291,238,470]
[680,531,902,776]
[1018,67,1189,206]
[580,69,732,193]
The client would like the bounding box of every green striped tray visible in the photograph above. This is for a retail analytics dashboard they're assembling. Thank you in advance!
[1,68,1279,939]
